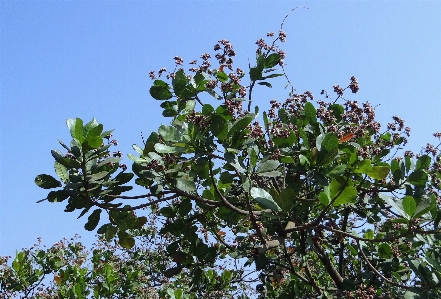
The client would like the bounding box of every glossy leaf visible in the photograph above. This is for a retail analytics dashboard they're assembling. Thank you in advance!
[416,155,431,170]
[172,69,188,97]
[264,53,281,68]
[66,118,84,142]
[256,160,279,173]
[402,196,416,217]
[366,166,390,180]
[408,169,428,186]
[176,178,196,192]
[150,80,173,100]
[158,125,181,142]
[250,187,281,212]
[332,185,357,206]
[227,114,254,138]
[414,197,435,218]
[304,102,317,124]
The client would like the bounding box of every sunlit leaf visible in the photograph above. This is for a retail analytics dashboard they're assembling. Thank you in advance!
[176,178,196,192]
[250,187,281,212]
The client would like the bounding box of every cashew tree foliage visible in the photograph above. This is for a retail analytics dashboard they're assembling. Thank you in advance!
[4,26,441,298]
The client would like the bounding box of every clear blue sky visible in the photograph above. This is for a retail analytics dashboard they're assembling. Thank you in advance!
[1,1,441,256]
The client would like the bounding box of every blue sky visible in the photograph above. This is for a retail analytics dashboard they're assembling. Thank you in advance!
[1,1,441,256]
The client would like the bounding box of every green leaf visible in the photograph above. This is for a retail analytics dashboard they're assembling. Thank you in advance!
[321,133,339,151]
[328,104,344,122]
[35,174,62,189]
[210,114,228,140]
[179,198,192,215]
[118,231,135,249]
[206,88,221,100]
[174,289,183,299]
[96,157,121,168]
[216,71,229,83]
[83,135,103,149]
[377,243,393,258]
[405,155,413,172]
[426,254,441,273]
[154,143,185,154]
[272,131,296,147]
[275,188,296,212]
[158,125,181,142]
[366,166,390,180]
[261,73,283,79]
[250,67,262,81]
[264,53,281,68]
[316,148,338,166]
[414,197,434,218]
[182,99,196,112]
[54,162,69,183]
[47,190,70,203]
[363,229,374,239]
[227,114,254,138]
[172,70,188,95]
[219,172,234,184]
[176,178,196,192]
[281,156,295,163]
[263,111,269,129]
[202,104,214,116]
[257,171,281,177]
[379,194,408,219]
[84,121,102,137]
[160,207,176,218]
[249,147,258,169]
[257,82,272,88]
[332,185,357,206]
[327,164,346,176]
[256,160,279,173]
[143,132,159,155]
[51,150,81,169]
[250,187,281,212]
[354,160,372,173]
[87,171,110,182]
[416,155,431,170]
[105,225,118,241]
[408,169,428,186]
[402,196,416,217]
[304,102,317,124]
[84,209,101,231]
[150,80,173,100]
[319,191,330,206]
[113,172,134,185]
[67,118,84,142]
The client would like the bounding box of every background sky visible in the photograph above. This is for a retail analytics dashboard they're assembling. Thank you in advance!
[1,1,441,257]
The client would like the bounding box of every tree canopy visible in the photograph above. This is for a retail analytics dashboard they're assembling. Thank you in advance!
[3,22,441,299]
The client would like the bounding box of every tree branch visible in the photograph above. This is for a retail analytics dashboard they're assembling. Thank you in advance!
[312,238,343,289]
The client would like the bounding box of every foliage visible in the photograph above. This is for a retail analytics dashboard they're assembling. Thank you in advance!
[0,226,252,299]
[4,22,441,298]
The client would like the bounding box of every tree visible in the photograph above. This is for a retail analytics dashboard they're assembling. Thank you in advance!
[3,21,441,298]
